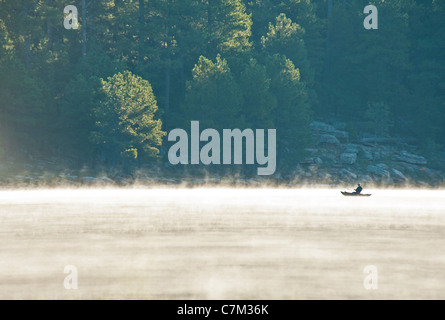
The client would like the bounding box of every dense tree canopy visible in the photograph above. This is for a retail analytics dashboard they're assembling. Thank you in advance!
[0,0,444,172]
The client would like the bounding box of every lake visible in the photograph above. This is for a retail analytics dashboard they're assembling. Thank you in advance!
[0,187,444,299]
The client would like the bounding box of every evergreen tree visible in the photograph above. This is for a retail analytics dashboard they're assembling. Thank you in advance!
[182,55,244,130]
[239,58,276,128]
[204,0,253,57]
[91,71,166,165]
[1,0,445,174]
[266,54,312,167]
[261,13,312,84]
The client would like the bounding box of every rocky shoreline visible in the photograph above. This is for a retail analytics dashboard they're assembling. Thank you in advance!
[297,121,445,187]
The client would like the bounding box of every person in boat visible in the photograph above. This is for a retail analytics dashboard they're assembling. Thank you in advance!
[355,183,363,194]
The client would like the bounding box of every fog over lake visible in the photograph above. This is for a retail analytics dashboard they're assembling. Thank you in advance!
[1,188,444,299]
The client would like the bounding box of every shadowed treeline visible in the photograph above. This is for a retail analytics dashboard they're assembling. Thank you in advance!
[0,0,444,177]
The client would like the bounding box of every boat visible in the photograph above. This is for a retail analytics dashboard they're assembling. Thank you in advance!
[341,191,372,197]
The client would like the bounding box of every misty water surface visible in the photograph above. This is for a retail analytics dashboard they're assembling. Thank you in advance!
[0,188,444,299]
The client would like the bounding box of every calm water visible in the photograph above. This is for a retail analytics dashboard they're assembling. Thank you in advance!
[0,188,444,299]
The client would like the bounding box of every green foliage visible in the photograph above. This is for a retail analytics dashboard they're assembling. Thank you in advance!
[205,0,253,56]
[57,49,124,161]
[261,13,312,83]
[92,71,166,163]
[266,54,312,165]
[245,0,323,107]
[0,54,48,155]
[239,58,276,128]
[0,0,445,174]
[182,55,244,130]
[59,74,100,159]
[243,0,276,42]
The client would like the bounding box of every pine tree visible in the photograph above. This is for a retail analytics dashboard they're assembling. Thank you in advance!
[261,13,312,84]
[182,55,244,130]
[204,0,253,57]
[238,58,276,128]
[91,71,166,165]
[266,54,312,167]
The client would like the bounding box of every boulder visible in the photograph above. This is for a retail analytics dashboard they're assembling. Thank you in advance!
[367,164,390,179]
[308,164,319,173]
[379,146,393,158]
[310,121,335,134]
[300,157,316,165]
[321,153,337,162]
[416,181,431,188]
[376,163,390,170]
[344,144,360,154]
[305,148,319,155]
[340,152,357,165]
[394,151,427,165]
[363,151,374,160]
[391,168,407,183]
[81,177,97,184]
[318,134,341,146]
[399,162,418,173]
[360,146,374,160]
[333,130,349,142]
[373,151,383,161]
[332,121,347,130]
[339,168,357,180]
[301,157,323,166]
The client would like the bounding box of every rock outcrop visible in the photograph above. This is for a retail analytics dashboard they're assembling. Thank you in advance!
[296,120,443,186]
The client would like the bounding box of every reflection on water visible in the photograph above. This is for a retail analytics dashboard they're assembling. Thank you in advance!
[0,188,445,299]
